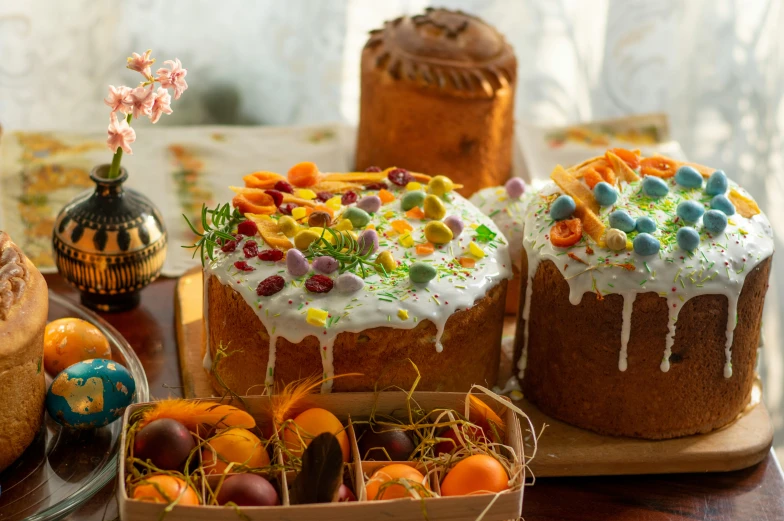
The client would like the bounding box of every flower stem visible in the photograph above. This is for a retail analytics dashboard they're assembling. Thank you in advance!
[107,113,133,179]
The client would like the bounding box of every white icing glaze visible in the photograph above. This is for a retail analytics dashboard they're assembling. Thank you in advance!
[469,185,532,272]
[619,292,636,371]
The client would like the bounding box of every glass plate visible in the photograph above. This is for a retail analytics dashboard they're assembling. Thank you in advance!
[0,292,150,521]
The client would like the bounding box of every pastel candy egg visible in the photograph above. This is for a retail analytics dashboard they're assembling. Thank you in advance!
[357,195,382,214]
[676,200,705,223]
[358,229,379,255]
[550,195,576,220]
[44,318,111,376]
[294,229,321,250]
[376,251,398,273]
[342,207,371,228]
[286,248,310,276]
[443,215,464,238]
[424,221,453,245]
[604,229,627,251]
[674,166,703,188]
[423,194,446,220]
[46,359,135,429]
[705,170,729,196]
[277,215,299,237]
[609,210,636,232]
[635,216,657,234]
[676,227,700,251]
[593,181,618,206]
[642,176,669,198]
[336,273,364,293]
[409,262,437,284]
[428,175,454,196]
[505,178,526,199]
[710,194,736,216]
[703,209,729,234]
[633,233,660,256]
[312,256,338,274]
[401,191,426,211]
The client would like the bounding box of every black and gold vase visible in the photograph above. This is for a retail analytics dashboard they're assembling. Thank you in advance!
[52,165,167,312]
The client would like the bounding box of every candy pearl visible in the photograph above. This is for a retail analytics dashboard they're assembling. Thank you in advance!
[676,200,705,223]
[424,221,453,245]
[674,166,703,188]
[376,251,398,273]
[711,194,736,216]
[286,249,310,277]
[342,207,371,228]
[505,178,526,199]
[428,175,454,196]
[550,195,576,221]
[705,170,729,196]
[633,233,660,256]
[358,229,379,255]
[401,191,426,211]
[312,256,338,274]
[703,209,728,234]
[443,215,464,238]
[409,262,437,284]
[642,176,669,198]
[635,216,657,234]
[593,181,618,206]
[356,195,382,214]
[676,227,700,251]
[277,215,299,237]
[609,210,636,233]
[335,273,364,293]
[604,228,627,251]
[423,194,447,220]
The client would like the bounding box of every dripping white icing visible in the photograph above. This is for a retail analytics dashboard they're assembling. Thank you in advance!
[202,272,213,372]
[619,292,636,371]
[724,293,738,378]
[517,256,540,378]
[660,298,684,372]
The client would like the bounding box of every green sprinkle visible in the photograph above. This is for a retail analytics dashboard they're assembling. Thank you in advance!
[639,279,647,286]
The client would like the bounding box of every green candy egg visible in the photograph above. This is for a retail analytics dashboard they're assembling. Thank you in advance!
[409,262,437,284]
[342,207,371,228]
[401,190,426,211]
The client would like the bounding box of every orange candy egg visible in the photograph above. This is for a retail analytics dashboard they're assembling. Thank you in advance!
[283,408,350,462]
[202,428,270,474]
[43,318,111,375]
[132,475,200,505]
[365,464,429,500]
[440,455,509,496]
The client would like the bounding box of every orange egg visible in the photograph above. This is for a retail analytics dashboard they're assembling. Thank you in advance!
[202,428,270,474]
[365,464,429,500]
[283,408,350,462]
[132,475,200,505]
[44,318,111,375]
[440,454,509,496]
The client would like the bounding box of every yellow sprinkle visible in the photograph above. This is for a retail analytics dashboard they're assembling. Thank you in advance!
[295,188,317,200]
[334,219,353,231]
[397,309,409,320]
[470,223,479,230]
[366,223,375,230]
[399,233,415,248]
[291,206,307,220]
[306,308,329,327]
[406,182,422,191]
[384,211,396,219]
[326,196,342,210]
[626,240,634,250]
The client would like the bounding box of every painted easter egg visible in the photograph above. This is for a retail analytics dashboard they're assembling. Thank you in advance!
[46,359,135,429]
[44,318,111,376]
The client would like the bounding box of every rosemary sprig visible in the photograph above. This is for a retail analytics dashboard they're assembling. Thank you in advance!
[183,202,243,265]
[304,227,385,278]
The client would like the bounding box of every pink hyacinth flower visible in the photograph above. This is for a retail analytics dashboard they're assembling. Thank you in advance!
[106,112,136,154]
[104,85,133,115]
[127,50,155,78]
[156,58,188,99]
[129,85,155,119]
[149,87,173,124]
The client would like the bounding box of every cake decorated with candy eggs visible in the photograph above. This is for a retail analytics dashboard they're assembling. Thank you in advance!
[514,149,773,439]
[199,163,512,395]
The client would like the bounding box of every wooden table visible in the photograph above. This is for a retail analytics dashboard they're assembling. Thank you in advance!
[48,275,784,521]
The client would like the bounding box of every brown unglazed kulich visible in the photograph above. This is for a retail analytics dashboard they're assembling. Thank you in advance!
[355,8,516,196]
[514,254,771,439]
[205,275,506,394]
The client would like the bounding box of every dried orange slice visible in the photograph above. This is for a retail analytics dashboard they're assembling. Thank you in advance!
[288,162,320,187]
[232,188,277,215]
[550,218,583,248]
[640,156,677,178]
[243,171,286,189]
[607,148,640,170]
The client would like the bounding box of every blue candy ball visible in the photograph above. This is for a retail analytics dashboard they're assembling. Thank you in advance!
[550,195,576,221]
[676,200,705,223]
[703,209,729,234]
[705,170,729,196]
[642,176,669,198]
[674,166,703,188]
[633,233,660,256]
[609,210,636,232]
[593,181,618,206]
[635,216,657,234]
[711,194,736,216]
[676,227,700,251]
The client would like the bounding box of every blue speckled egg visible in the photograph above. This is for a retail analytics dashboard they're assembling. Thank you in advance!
[593,182,618,206]
[46,359,135,430]
[703,209,729,234]
[676,227,700,251]
[633,233,660,256]
[550,195,576,221]
[642,176,669,198]
[609,210,636,233]
[711,194,736,216]
[674,166,703,188]
[676,200,705,223]
[705,170,729,196]
[635,216,657,234]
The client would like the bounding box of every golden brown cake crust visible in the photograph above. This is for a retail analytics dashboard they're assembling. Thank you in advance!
[206,275,506,395]
[515,255,771,439]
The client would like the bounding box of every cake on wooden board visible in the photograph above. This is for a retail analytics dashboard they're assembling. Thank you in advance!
[355,8,516,196]
[513,150,773,439]
[0,232,48,471]
[199,164,511,395]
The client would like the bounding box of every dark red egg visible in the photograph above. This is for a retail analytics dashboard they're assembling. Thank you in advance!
[133,419,196,471]
[358,428,415,461]
[216,473,280,506]
[338,483,356,502]
[434,424,487,456]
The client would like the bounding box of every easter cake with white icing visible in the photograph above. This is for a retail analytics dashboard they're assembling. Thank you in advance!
[200,163,511,395]
[514,149,773,439]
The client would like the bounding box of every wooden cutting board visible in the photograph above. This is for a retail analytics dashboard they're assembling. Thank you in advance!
[175,268,773,477]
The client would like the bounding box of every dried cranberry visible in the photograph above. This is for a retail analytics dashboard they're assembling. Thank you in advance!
[264,189,284,207]
[237,220,258,237]
[233,233,245,241]
[363,182,387,190]
[243,240,259,258]
[257,275,285,296]
[305,274,334,293]
[341,191,358,205]
[221,240,238,253]
[278,203,297,215]
[258,249,284,262]
[274,180,294,193]
[387,168,413,186]
[364,166,382,172]
[234,260,255,272]
[316,191,334,202]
